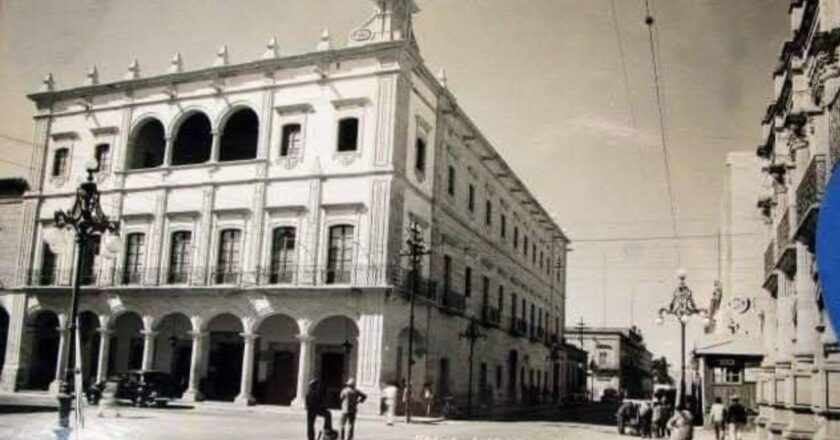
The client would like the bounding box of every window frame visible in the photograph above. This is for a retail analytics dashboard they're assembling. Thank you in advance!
[215,228,243,284]
[269,226,297,284]
[336,117,360,153]
[122,232,146,285]
[280,123,303,158]
[326,224,355,284]
[168,230,193,285]
[52,148,70,178]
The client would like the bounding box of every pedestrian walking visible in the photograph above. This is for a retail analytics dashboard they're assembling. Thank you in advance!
[652,401,664,438]
[726,396,747,440]
[305,379,335,440]
[666,406,694,440]
[422,382,434,416]
[97,379,121,418]
[382,382,398,426]
[338,379,366,440]
[709,397,727,440]
[617,400,633,435]
[639,401,653,438]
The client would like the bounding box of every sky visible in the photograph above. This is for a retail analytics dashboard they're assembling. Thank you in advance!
[0,0,789,366]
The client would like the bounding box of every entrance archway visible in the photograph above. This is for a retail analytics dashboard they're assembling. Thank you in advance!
[24,310,60,390]
[153,313,192,395]
[204,313,243,401]
[311,316,358,409]
[77,311,100,386]
[254,314,299,405]
[110,312,143,374]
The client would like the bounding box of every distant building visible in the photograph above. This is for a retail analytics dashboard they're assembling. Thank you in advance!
[565,326,653,400]
[0,178,28,391]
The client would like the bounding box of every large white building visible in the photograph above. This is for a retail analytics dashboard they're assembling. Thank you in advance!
[0,0,571,414]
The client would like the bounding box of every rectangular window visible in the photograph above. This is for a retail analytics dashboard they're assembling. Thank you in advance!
[39,243,57,286]
[415,137,427,174]
[95,144,111,172]
[216,229,242,284]
[532,244,537,264]
[482,276,490,306]
[496,365,503,389]
[501,214,507,238]
[52,148,69,177]
[485,201,492,226]
[122,233,145,284]
[524,236,529,256]
[468,184,476,212]
[337,117,359,152]
[598,352,609,366]
[280,123,302,157]
[514,227,519,249]
[464,266,472,297]
[480,363,488,390]
[511,293,517,320]
[498,285,504,314]
[327,225,354,284]
[168,231,192,284]
[269,227,296,284]
[447,166,456,196]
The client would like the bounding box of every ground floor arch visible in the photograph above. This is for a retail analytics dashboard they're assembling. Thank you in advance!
[24,310,60,390]
[153,313,192,395]
[110,312,143,375]
[311,316,358,409]
[204,313,244,401]
[253,314,299,405]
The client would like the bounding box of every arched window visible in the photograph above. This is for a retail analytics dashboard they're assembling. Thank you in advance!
[172,113,212,166]
[215,229,242,284]
[326,225,354,284]
[337,118,359,152]
[269,227,296,284]
[219,108,259,162]
[127,119,165,170]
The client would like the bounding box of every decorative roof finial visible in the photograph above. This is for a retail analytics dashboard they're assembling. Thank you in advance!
[86,66,100,86]
[41,73,55,92]
[125,58,141,80]
[263,36,280,59]
[317,27,332,51]
[167,52,184,74]
[213,45,230,67]
[437,67,447,88]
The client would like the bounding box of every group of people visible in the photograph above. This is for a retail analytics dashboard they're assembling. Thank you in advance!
[708,396,749,440]
[305,378,367,440]
[616,398,675,438]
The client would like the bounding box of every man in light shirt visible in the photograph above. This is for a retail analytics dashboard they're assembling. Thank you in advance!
[709,397,727,440]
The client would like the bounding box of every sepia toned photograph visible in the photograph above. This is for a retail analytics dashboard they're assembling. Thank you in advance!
[0,1,838,439]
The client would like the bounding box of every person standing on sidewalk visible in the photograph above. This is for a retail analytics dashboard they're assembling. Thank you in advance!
[383,382,398,426]
[339,379,367,440]
[666,406,694,440]
[305,379,334,440]
[709,397,727,440]
[727,396,747,440]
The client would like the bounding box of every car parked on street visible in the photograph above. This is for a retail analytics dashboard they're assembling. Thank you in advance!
[86,370,179,407]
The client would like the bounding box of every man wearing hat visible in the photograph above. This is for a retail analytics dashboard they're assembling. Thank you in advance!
[726,395,747,440]
[339,378,367,440]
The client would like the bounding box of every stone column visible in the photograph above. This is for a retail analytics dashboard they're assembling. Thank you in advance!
[141,330,158,371]
[163,135,174,166]
[182,331,207,402]
[234,332,258,406]
[95,329,113,383]
[209,131,221,163]
[49,322,70,394]
[291,334,315,409]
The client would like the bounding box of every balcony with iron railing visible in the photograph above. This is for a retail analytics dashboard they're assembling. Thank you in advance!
[794,154,826,250]
[480,305,501,327]
[763,240,778,295]
[439,288,466,315]
[776,209,797,276]
[510,317,528,337]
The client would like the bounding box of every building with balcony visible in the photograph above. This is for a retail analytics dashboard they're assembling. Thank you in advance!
[4,0,571,413]
[564,326,653,401]
[754,1,840,438]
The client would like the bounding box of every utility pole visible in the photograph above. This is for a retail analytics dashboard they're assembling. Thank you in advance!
[401,222,430,424]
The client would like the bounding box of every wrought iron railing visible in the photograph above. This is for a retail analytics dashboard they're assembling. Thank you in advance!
[796,154,826,224]
[440,289,466,315]
[510,317,528,337]
[481,305,501,326]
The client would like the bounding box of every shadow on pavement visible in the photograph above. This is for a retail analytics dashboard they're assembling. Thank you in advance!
[0,404,57,414]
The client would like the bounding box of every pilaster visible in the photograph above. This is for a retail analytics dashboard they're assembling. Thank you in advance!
[0,293,28,391]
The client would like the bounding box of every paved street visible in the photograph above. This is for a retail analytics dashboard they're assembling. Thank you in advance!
[0,399,744,440]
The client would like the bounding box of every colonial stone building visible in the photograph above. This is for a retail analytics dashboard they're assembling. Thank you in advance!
[564,326,653,401]
[3,0,572,414]
[0,178,28,391]
[755,1,840,438]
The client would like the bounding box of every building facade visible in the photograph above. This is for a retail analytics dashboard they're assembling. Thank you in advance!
[0,178,28,391]
[4,0,572,414]
[755,1,840,438]
[564,326,653,401]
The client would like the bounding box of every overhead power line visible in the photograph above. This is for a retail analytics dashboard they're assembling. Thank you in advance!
[572,231,762,243]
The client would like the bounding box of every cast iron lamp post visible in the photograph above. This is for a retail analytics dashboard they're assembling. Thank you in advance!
[46,159,122,427]
[459,317,486,418]
[655,270,709,408]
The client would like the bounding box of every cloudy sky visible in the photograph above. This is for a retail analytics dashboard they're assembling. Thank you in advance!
[0,0,789,365]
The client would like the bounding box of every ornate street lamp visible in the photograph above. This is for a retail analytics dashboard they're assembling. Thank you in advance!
[459,317,486,418]
[46,159,122,428]
[656,270,709,408]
